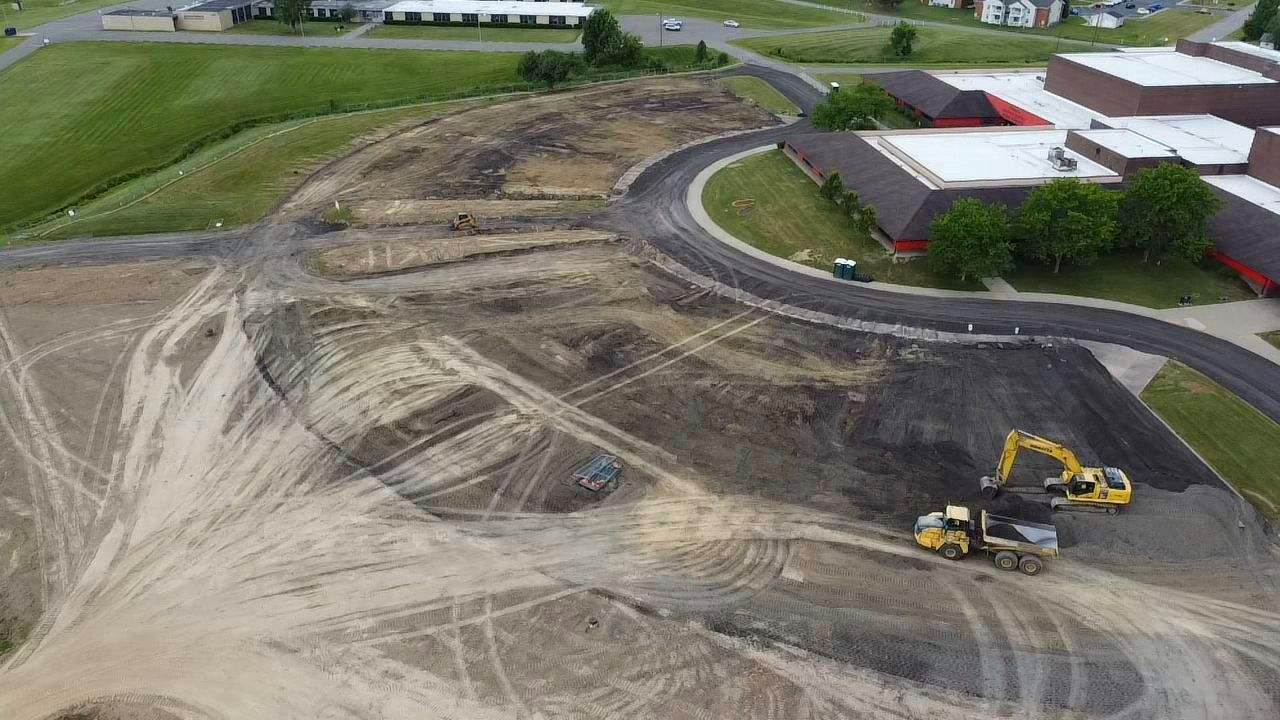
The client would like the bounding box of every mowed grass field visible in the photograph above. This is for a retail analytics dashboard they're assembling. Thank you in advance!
[737,25,1073,65]
[715,76,798,114]
[1006,251,1253,308]
[366,24,581,42]
[702,149,977,289]
[1,0,120,30]
[33,101,486,240]
[1142,361,1280,522]
[600,0,857,28]
[0,42,521,230]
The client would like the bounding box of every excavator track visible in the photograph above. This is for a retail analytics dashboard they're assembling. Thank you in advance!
[1049,497,1121,514]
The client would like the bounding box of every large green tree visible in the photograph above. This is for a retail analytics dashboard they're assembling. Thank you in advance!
[580,9,643,68]
[888,22,917,58]
[927,199,1013,282]
[1013,179,1120,274]
[810,84,894,132]
[1119,163,1221,263]
[273,0,312,31]
[1243,0,1279,41]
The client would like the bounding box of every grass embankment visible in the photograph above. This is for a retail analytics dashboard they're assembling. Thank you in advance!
[702,149,976,289]
[367,24,581,42]
[1006,253,1252,309]
[818,1,1216,46]
[737,25,1070,65]
[716,76,798,115]
[1142,361,1280,521]
[1260,331,1280,351]
[0,43,525,232]
[601,0,858,28]
[0,37,23,53]
[31,102,475,239]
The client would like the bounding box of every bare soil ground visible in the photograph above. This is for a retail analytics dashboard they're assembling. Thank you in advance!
[1,79,1278,720]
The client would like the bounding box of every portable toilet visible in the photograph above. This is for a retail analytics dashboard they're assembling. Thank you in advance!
[833,258,846,278]
[829,81,840,94]
[845,259,857,280]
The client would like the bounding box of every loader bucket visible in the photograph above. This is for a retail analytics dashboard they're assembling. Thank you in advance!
[979,476,1001,500]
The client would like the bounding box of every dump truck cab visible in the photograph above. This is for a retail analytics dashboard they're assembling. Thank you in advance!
[913,505,973,560]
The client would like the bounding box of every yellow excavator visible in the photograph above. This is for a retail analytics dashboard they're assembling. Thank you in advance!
[979,430,1132,514]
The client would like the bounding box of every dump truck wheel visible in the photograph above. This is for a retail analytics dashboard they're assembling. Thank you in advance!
[939,543,963,560]
[1018,556,1042,575]
[994,551,1018,571]
[1106,506,1119,515]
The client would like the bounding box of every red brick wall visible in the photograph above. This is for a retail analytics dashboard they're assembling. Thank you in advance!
[983,92,1052,126]
[1033,7,1048,27]
[1248,128,1280,187]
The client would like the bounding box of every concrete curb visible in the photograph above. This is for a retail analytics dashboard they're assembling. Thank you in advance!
[686,144,1280,364]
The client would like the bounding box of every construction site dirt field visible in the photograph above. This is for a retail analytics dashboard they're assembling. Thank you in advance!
[1,76,1279,720]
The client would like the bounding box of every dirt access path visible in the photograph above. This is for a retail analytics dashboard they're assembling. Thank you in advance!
[0,76,1278,720]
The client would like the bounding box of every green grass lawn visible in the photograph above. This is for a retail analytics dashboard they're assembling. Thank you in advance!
[1260,331,1280,351]
[30,101,481,240]
[367,24,581,42]
[0,36,23,54]
[0,0,121,30]
[737,25,1070,65]
[0,42,524,231]
[1005,252,1253,308]
[702,149,977,289]
[716,76,798,114]
[1142,361,1280,521]
[819,1,1215,46]
[601,0,858,28]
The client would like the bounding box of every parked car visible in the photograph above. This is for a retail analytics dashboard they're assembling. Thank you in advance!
[663,18,683,31]
[1196,7,1211,12]
[1136,7,1150,13]
[1149,3,1162,9]
[1124,2,1135,8]
[722,19,740,28]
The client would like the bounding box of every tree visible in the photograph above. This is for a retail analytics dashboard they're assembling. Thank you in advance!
[580,9,644,68]
[517,50,580,89]
[927,199,1013,282]
[338,3,356,23]
[1118,163,1221,263]
[888,22,917,58]
[820,172,845,202]
[273,0,311,31]
[695,40,709,63]
[874,0,904,7]
[1013,179,1119,274]
[810,83,894,131]
[1243,0,1278,41]
[1269,11,1280,43]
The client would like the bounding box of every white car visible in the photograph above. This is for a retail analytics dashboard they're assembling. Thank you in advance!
[663,19,683,31]
[722,19,740,28]
[1136,7,1150,13]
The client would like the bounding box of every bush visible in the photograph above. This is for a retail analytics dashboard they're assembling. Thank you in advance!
[518,50,582,88]
[695,40,708,63]
[718,51,731,66]
[810,83,893,131]
[888,22,917,58]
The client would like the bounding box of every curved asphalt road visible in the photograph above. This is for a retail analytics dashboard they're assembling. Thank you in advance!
[609,64,1280,427]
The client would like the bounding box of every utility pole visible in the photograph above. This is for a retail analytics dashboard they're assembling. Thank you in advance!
[657,13,662,46]
[477,13,481,43]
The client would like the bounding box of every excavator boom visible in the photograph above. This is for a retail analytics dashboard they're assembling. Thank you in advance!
[978,429,1132,511]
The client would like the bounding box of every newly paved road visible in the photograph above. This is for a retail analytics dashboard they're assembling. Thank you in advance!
[1188,1,1258,42]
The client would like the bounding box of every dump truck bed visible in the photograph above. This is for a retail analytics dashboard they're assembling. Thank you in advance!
[980,511,1060,557]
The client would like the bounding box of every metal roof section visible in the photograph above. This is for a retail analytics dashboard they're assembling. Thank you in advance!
[383,0,597,16]
[1205,175,1280,217]
[1104,115,1255,165]
[877,129,1118,187]
[933,71,1105,128]
[1057,50,1277,87]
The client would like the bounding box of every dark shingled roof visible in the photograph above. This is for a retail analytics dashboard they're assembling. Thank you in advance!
[784,132,1033,241]
[865,71,999,122]
[1209,190,1280,282]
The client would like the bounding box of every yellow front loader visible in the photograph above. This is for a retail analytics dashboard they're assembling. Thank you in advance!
[979,430,1132,514]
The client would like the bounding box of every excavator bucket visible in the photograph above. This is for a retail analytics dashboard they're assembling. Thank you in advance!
[979,475,1001,499]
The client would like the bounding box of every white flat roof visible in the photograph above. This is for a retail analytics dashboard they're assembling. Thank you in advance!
[1212,41,1280,64]
[384,0,596,16]
[1104,115,1254,165]
[879,129,1116,184]
[933,71,1105,129]
[1204,175,1280,217]
[1072,128,1177,158]
[1057,50,1276,87]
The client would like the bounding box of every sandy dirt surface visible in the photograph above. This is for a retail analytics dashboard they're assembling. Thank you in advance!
[1,79,1279,720]
[345,199,602,227]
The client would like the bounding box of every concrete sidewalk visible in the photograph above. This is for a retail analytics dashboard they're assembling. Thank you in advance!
[687,143,1280,367]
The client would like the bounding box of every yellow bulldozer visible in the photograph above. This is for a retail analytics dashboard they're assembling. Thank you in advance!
[450,212,477,232]
[979,429,1132,514]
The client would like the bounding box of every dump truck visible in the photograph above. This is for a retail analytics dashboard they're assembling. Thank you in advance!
[573,452,623,492]
[914,504,1059,575]
[979,429,1132,514]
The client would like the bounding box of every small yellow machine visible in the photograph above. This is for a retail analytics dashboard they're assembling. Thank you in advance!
[450,212,477,231]
[979,430,1132,514]
[913,504,1058,576]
